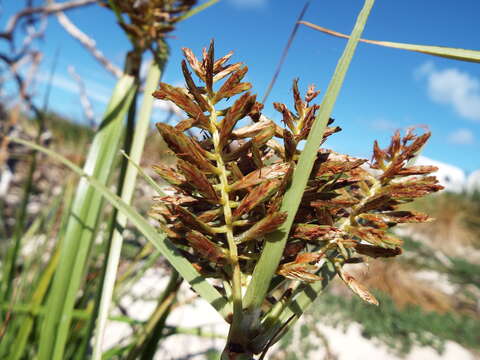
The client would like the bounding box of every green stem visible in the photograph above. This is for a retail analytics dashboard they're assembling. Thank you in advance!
[91,46,168,360]
[207,98,244,348]
[37,74,137,360]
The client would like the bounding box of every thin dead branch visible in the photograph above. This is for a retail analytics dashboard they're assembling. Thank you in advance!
[68,65,96,126]
[56,10,122,78]
[0,0,98,40]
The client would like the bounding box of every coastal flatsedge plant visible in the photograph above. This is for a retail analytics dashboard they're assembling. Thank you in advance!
[149,40,443,358]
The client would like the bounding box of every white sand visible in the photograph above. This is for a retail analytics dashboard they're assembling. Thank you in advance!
[102,268,475,359]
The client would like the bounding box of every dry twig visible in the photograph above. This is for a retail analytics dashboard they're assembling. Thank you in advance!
[56,10,122,78]
[0,0,98,40]
[68,65,96,126]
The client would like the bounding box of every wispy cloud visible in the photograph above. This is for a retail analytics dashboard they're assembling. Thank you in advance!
[447,128,475,145]
[416,61,480,121]
[37,70,112,105]
[370,118,398,131]
[229,0,268,9]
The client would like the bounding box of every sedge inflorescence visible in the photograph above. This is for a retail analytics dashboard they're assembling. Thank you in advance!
[102,0,197,52]
[149,40,443,312]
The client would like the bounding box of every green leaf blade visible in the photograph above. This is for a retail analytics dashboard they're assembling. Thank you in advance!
[243,0,376,322]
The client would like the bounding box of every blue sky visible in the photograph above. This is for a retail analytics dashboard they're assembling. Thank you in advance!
[2,0,480,172]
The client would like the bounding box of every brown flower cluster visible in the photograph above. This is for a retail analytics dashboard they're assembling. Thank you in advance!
[150,41,443,306]
[102,0,197,51]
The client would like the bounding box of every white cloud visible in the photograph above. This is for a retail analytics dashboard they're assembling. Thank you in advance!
[153,99,183,117]
[370,118,398,131]
[37,71,111,105]
[447,128,475,145]
[416,61,480,121]
[229,0,268,9]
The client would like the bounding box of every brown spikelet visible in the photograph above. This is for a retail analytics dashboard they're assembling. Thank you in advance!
[219,93,256,149]
[232,119,275,140]
[204,40,215,92]
[383,177,444,199]
[354,243,402,258]
[371,140,387,169]
[397,165,438,176]
[233,179,280,219]
[182,47,204,80]
[213,50,234,72]
[215,66,251,101]
[277,262,323,283]
[305,84,321,103]
[171,205,216,235]
[156,123,217,173]
[229,162,290,191]
[181,60,210,112]
[297,105,318,140]
[292,224,337,241]
[235,212,287,244]
[292,78,305,119]
[176,159,219,202]
[339,271,379,306]
[152,163,186,185]
[186,230,226,264]
[273,102,296,132]
[153,83,209,128]
[277,251,326,282]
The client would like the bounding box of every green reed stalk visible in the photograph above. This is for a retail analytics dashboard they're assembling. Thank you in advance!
[92,49,168,360]
[37,74,137,360]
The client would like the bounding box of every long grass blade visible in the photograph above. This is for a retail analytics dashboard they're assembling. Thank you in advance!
[37,74,137,360]
[300,21,480,63]
[120,150,166,196]
[8,136,232,319]
[0,184,69,358]
[9,244,62,360]
[0,191,64,358]
[244,0,376,322]
[92,58,164,360]
[179,0,221,21]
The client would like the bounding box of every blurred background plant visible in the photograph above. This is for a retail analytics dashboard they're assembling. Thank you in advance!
[0,1,223,359]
